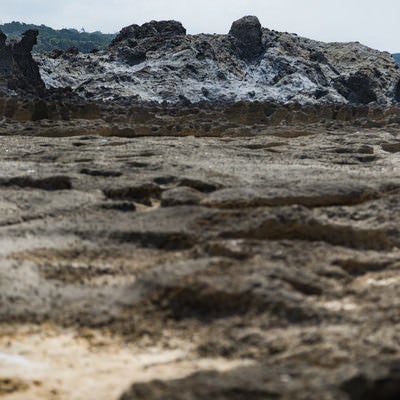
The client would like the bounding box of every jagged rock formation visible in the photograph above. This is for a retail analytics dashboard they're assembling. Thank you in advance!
[4,15,400,400]
[36,16,400,105]
[228,15,263,60]
[0,29,45,96]
[109,20,186,65]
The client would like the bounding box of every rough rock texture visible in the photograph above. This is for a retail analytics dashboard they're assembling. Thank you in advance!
[2,111,400,399]
[121,360,400,400]
[0,29,45,96]
[4,95,400,131]
[109,20,186,65]
[3,16,400,400]
[36,17,400,105]
[228,16,263,60]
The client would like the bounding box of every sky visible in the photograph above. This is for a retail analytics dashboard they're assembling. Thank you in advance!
[1,0,399,52]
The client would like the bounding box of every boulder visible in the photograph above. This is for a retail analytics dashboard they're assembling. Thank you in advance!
[228,16,263,61]
[111,20,186,43]
[109,20,186,65]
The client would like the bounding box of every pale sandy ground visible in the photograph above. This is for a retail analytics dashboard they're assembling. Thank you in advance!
[0,326,253,400]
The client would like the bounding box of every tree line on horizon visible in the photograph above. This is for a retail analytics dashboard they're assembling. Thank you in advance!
[0,21,116,53]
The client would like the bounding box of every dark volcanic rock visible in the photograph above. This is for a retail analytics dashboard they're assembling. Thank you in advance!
[120,359,400,400]
[393,79,400,102]
[117,358,400,400]
[0,32,13,80]
[334,72,378,104]
[341,360,400,400]
[111,20,186,43]
[109,20,186,65]
[0,29,45,96]
[229,15,263,60]
[120,367,282,400]
[36,17,400,105]
[0,175,72,190]
[0,31,6,47]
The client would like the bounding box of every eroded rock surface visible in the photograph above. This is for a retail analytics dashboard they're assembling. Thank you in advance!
[1,116,400,399]
[109,20,186,65]
[35,17,400,105]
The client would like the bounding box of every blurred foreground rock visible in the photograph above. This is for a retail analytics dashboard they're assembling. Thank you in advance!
[1,108,400,399]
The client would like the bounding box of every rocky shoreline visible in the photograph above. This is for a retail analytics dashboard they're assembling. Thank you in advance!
[1,16,400,400]
[36,16,400,106]
[2,117,400,399]
[1,16,400,106]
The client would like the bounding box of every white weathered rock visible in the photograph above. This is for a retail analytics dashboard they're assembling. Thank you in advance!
[35,17,400,105]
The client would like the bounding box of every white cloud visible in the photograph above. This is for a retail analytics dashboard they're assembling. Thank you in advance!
[1,0,399,52]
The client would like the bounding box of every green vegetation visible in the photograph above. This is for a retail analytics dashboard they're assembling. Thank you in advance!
[0,21,116,53]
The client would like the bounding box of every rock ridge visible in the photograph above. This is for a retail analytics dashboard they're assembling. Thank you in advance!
[35,16,400,106]
[1,17,400,107]
[109,20,186,65]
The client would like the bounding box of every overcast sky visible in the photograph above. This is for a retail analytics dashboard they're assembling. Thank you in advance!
[1,0,399,52]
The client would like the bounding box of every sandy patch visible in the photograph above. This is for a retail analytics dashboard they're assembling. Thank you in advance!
[0,326,254,400]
